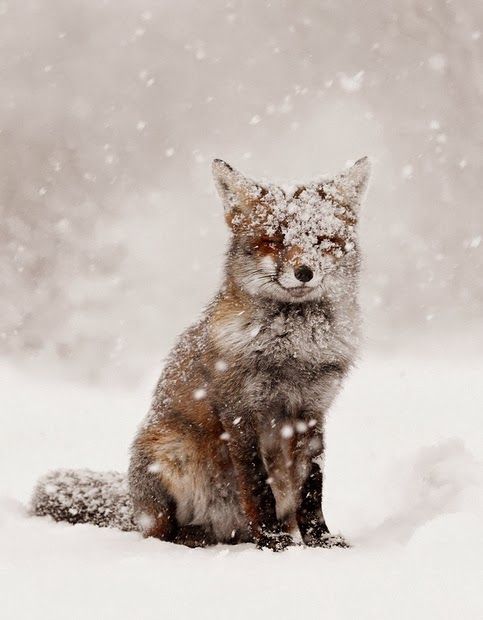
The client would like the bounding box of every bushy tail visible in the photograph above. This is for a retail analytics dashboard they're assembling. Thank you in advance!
[31,469,136,531]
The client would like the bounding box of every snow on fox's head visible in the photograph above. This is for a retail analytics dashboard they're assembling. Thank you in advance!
[213,158,370,303]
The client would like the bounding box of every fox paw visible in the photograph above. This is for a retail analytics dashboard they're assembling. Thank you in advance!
[303,526,350,549]
[174,525,216,548]
[256,531,294,552]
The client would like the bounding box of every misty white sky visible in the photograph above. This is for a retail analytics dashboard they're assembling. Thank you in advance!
[1,0,482,381]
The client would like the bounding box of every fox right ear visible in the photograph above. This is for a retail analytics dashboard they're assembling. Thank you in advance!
[212,159,263,227]
[212,159,247,212]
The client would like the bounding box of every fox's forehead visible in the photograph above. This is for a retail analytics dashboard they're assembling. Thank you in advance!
[214,157,370,258]
[235,180,357,252]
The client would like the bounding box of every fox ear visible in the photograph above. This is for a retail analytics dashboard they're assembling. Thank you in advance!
[334,156,371,209]
[212,159,249,210]
[212,159,264,226]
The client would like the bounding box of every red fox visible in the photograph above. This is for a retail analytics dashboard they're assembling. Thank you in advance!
[32,157,371,551]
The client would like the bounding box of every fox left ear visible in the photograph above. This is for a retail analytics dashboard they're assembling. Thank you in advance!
[212,159,264,226]
[334,156,371,209]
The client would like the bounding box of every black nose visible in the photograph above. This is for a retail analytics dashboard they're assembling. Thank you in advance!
[294,265,313,283]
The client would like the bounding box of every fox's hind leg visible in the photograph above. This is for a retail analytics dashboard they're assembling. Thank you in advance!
[128,441,217,548]
[128,451,178,541]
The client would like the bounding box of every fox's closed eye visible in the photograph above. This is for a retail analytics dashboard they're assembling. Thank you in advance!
[315,235,346,249]
[254,235,284,252]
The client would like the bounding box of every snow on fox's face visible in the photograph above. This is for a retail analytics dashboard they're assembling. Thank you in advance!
[213,158,370,303]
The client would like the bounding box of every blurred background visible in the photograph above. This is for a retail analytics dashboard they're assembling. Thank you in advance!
[1,0,482,383]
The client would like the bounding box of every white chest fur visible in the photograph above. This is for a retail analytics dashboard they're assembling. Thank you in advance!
[213,302,357,366]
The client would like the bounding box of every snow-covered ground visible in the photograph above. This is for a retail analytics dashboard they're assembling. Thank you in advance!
[1,351,483,619]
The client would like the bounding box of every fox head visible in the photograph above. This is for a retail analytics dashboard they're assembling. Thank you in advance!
[213,158,370,304]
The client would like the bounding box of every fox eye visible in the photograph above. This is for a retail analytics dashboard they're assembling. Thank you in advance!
[255,235,283,251]
[315,235,347,253]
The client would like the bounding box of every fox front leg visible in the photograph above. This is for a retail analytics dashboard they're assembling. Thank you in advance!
[222,416,293,551]
[296,460,349,548]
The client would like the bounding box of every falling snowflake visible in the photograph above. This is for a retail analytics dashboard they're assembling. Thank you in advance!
[193,388,207,400]
[281,424,294,439]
